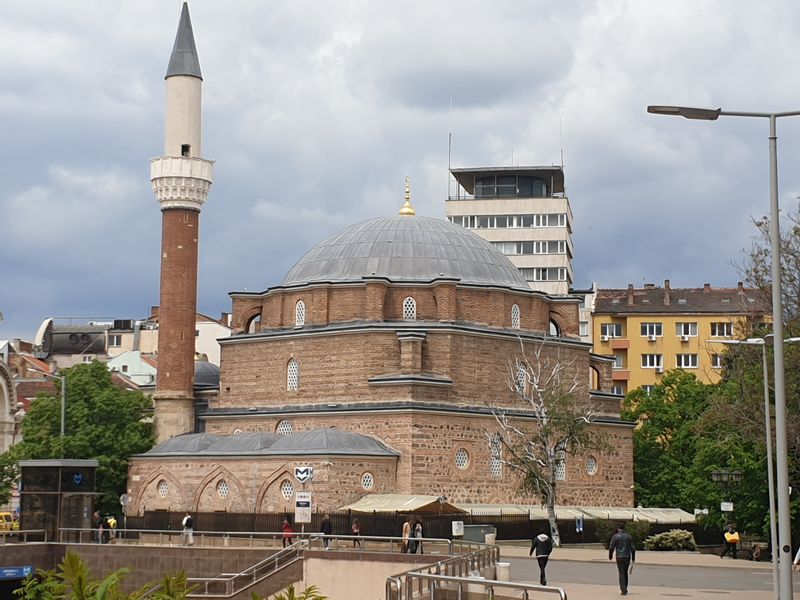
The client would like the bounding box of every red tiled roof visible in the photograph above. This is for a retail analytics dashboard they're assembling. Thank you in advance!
[595,282,770,315]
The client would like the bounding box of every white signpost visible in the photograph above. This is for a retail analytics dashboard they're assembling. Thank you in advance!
[295,491,312,524]
[720,501,734,512]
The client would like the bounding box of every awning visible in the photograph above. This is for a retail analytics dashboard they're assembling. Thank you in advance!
[339,494,466,515]
[454,503,695,524]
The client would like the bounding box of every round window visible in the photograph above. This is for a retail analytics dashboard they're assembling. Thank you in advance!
[361,472,375,490]
[233,428,243,434]
[455,448,470,470]
[280,479,295,500]
[276,420,293,436]
[217,479,230,499]
[586,456,598,475]
[157,479,169,498]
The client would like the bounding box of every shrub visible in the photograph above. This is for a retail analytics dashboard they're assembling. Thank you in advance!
[595,520,651,549]
[643,529,697,551]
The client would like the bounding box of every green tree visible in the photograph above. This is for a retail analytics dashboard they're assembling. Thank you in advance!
[4,362,154,513]
[487,342,608,546]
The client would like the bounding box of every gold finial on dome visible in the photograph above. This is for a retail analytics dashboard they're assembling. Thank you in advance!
[398,176,416,216]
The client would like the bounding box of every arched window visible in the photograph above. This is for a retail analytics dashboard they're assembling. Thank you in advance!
[246,314,261,334]
[276,420,293,435]
[516,365,527,393]
[554,447,567,481]
[295,300,306,327]
[287,358,299,391]
[549,319,561,336]
[490,435,503,478]
[511,304,521,329]
[403,297,417,320]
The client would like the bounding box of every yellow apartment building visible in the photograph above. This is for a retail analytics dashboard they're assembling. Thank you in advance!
[593,280,770,395]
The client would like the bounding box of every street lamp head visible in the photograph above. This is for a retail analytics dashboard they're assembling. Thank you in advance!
[647,105,722,121]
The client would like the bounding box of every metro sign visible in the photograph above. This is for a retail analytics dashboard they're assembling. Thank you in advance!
[294,466,314,483]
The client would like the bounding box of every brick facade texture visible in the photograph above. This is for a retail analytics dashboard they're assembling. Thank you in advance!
[134,280,633,514]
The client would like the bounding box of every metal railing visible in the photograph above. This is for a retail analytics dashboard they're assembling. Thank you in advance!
[387,573,568,600]
[0,529,48,543]
[187,538,306,597]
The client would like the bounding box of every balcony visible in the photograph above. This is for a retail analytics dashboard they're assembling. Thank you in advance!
[611,370,630,381]
[610,338,630,350]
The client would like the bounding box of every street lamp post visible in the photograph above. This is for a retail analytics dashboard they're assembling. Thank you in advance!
[38,371,66,456]
[648,104,800,600]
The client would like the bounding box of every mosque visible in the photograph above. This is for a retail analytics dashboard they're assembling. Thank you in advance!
[125,4,633,516]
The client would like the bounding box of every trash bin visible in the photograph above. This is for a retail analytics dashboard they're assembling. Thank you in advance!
[484,532,496,545]
[496,562,511,581]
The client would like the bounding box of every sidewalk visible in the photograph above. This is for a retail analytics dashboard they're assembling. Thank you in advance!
[496,543,777,600]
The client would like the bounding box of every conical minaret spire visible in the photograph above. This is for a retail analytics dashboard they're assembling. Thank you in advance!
[150,2,214,443]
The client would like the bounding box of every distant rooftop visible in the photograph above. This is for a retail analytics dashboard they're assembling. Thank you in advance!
[595,280,770,314]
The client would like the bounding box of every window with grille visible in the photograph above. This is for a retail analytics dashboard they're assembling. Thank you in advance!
[157,479,169,498]
[554,450,566,481]
[490,436,503,477]
[217,480,229,499]
[276,420,293,435]
[233,428,243,434]
[403,297,417,320]
[287,359,299,391]
[586,456,598,475]
[511,304,520,329]
[280,480,294,500]
[361,472,375,490]
[516,365,526,393]
[455,448,470,469]
[295,300,306,327]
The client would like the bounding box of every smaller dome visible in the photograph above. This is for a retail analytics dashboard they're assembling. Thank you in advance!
[194,361,220,388]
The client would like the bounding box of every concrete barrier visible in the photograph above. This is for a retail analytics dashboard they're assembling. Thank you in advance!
[485,533,496,545]
[496,561,511,581]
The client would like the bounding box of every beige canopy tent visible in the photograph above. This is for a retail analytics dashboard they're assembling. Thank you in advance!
[454,504,695,524]
[339,494,466,515]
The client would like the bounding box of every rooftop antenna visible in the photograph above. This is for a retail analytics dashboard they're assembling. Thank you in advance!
[447,97,453,198]
[559,114,566,195]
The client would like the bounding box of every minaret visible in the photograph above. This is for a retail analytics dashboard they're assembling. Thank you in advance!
[150,2,213,442]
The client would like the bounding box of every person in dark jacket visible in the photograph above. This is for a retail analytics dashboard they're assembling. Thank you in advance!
[529,528,554,585]
[320,514,333,549]
[608,522,635,596]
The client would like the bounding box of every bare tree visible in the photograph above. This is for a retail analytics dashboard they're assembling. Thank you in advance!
[486,342,608,546]
[735,204,800,323]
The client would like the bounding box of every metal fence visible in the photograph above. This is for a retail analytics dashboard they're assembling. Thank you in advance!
[128,509,710,545]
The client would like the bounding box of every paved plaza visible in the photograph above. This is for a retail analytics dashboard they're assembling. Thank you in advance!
[498,544,798,599]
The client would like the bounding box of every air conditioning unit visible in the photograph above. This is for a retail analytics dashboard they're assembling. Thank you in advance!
[647,335,657,342]
[599,335,610,342]
[656,366,664,374]
[680,334,690,342]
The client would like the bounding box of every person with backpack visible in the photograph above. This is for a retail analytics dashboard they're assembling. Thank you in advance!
[529,527,553,586]
[181,512,194,546]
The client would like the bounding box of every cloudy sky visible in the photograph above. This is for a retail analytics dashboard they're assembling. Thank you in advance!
[2,0,800,340]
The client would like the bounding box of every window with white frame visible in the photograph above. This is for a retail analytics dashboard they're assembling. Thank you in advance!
[295,300,306,327]
[710,322,733,337]
[579,321,588,337]
[675,322,698,336]
[217,480,229,499]
[711,353,724,369]
[611,384,625,395]
[455,448,470,469]
[280,479,294,500]
[511,304,521,329]
[287,359,299,391]
[519,267,567,282]
[641,354,663,368]
[489,436,503,477]
[613,354,624,369]
[676,353,698,368]
[276,420,293,435]
[554,449,567,481]
[600,323,622,338]
[640,322,662,337]
[361,472,375,490]
[642,385,655,396]
[403,297,417,320]
[108,334,122,347]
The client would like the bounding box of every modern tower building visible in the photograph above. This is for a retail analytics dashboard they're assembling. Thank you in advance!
[150,3,214,442]
[446,166,573,295]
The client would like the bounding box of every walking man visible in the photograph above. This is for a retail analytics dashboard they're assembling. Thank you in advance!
[181,512,194,546]
[320,513,333,549]
[530,528,553,586]
[608,522,635,596]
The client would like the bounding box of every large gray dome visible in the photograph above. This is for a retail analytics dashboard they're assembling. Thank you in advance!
[281,215,529,289]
